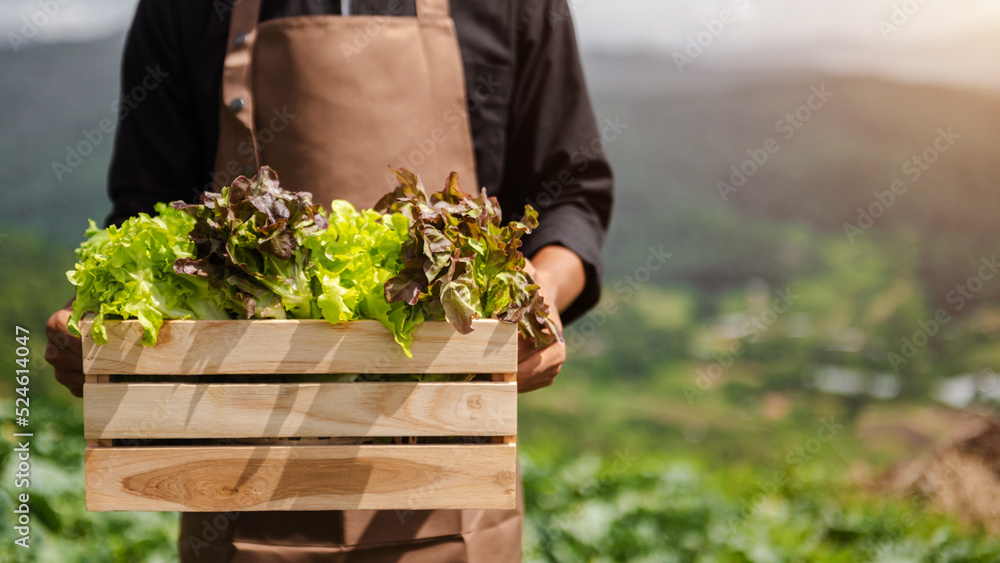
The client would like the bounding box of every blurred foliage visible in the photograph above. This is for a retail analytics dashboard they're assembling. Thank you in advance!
[523,456,1000,562]
[0,397,178,562]
[0,230,177,562]
[565,232,1000,414]
[2,227,999,561]
[6,40,1000,561]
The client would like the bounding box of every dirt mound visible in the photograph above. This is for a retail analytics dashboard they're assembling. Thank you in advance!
[881,417,1000,532]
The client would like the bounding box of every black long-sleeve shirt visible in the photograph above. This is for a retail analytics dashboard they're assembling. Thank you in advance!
[107,0,613,323]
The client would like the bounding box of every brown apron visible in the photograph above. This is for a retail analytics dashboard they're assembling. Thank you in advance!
[180,0,520,561]
[210,0,478,202]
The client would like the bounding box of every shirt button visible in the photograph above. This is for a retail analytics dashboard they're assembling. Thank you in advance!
[234,33,249,47]
[229,98,245,112]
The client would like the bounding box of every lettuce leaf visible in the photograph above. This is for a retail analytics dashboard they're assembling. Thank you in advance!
[67,203,230,346]
[304,200,423,356]
[376,170,562,348]
[171,167,327,320]
[67,166,560,353]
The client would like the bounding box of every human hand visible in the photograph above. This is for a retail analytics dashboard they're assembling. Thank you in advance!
[516,257,567,393]
[44,301,84,398]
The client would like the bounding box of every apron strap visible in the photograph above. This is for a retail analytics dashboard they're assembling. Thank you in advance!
[222,0,264,169]
[416,0,450,18]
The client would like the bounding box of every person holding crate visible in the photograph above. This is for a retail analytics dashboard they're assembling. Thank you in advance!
[45,0,613,560]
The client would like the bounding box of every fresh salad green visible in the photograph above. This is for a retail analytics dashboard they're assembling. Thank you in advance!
[67,166,560,355]
[376,170,559,348]
[304,199,420,353]
[171,167,327,320]
[66,204,229,346]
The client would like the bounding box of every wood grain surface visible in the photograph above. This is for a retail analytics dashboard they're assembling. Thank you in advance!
[84,381,517,439]
[81,319,517,375]
[85,444,517,511]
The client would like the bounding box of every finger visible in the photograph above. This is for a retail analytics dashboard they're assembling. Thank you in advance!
[518,364,563,394]
[45,343,84,370]
[518,335,536,363]
[523,258,537,278]
[517,345,566,393]
[518,325,563,363]
[54,368,84,398]
[45,311,82,357]
[518,342,566,375]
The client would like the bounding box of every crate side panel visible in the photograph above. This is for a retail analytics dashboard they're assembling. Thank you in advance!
[85,444,517,511]
[82,320,517,375]
[84,382,517,439]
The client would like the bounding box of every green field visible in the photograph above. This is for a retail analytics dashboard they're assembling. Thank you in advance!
[3,230,1000,562]
[5,40,1000,561]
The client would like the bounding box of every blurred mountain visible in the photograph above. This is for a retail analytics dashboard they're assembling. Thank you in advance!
[3,39,1000,304]
[582,53,1000,297]
[0,33,124,239]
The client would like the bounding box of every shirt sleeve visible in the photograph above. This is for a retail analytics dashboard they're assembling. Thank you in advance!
[105,1,205,227]
[502,0,614,325]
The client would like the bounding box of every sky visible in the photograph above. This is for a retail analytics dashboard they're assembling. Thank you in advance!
[570,0,1000,51]
[568,0,1000,89]
[3,0,999,88]
[1,0,135,44]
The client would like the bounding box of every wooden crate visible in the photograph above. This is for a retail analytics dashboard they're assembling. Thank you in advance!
[80,316,517,512]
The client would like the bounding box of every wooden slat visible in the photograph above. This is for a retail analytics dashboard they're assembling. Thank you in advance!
[81,319,517,375]
[85,444,517,511]
[492,373,517,445]
[85,374,112,447]
[84,382,517,439]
